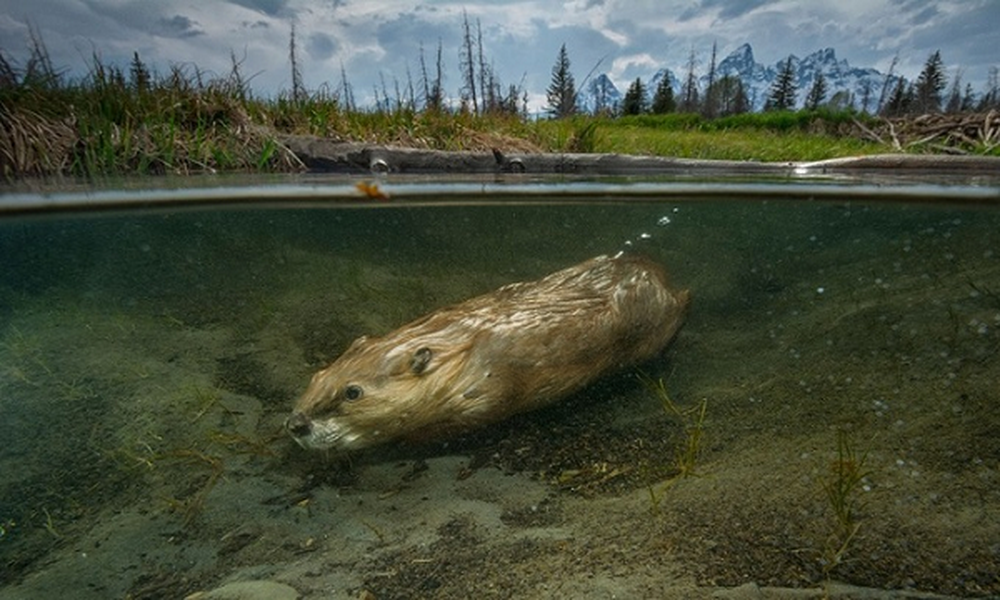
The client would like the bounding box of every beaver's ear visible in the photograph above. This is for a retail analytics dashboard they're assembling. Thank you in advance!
[409,347,432,375]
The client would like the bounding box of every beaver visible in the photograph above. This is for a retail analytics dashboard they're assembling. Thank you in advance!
[286,253,689,451]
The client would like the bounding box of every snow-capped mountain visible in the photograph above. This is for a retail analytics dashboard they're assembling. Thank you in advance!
[714,43,772,109]
[648,69,677,97]
[792,47,890,113]
[581,73,622,113]
[582,43,897,113]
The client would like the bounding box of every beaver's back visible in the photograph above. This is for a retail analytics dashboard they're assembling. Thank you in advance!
[442,254,688,407]
[438,253,683,357]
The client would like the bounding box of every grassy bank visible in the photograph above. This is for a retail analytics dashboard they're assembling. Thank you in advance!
[1,46,992,181]
[533,112,886,162]
[0,50,306,179]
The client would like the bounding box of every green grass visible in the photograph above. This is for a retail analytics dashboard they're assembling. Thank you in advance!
[279,105,541,152]
[1,36,975,180]
[0,40,308,179]
[530,112,890,161]
[0,46,543,179]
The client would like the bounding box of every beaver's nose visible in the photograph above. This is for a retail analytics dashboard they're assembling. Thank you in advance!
[286,412,312,437]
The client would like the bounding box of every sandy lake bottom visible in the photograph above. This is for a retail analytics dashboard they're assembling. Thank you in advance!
[1,198,997,598]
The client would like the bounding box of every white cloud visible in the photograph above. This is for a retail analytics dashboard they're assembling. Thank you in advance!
[610,53,660,81]
[0,0,995,110]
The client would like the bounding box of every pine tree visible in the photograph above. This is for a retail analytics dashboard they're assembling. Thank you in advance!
[882,77,909,116]
[504,83,520,114]
[914,50,946,113]
[875,54,899,114]
[765,57,797,111]
[904,83,917,111]
[708,75,748,116]
[961,83,975,112]
[944,68,963,113]
[827,90,853,111]
[732,77,749,114]
[980,66,1000,110]
[877,54,899,114]
[651,73,676,114]
[546,44,577,118]
[622,77,647,115]
[804,72,828,110]
[858,78,873,114]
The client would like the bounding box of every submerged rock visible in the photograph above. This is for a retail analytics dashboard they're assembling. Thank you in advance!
[185,580,299,600]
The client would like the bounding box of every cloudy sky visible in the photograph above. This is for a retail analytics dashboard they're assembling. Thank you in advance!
[1,0,996,111]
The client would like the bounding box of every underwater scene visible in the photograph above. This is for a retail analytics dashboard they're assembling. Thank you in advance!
[0,182,998,599]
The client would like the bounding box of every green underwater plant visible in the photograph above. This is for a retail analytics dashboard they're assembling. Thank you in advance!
[159,448,226,526]
[42,507,61,539]
[819,427,871,580]
[642,375,708,514]
[1,325,52,385]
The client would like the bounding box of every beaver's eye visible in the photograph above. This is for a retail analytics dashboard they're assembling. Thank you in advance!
[410,347,433,375]
[343,385,364,401]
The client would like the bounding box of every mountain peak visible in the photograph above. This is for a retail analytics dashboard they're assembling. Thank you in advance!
[583,42,897,113]
[805,47,837,63]
[733,43,754,62]
[719,43,759,75]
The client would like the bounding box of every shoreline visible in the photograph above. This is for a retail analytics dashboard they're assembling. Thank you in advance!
[279,136,1000,176]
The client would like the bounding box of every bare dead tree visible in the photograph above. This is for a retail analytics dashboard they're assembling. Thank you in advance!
[404,64,416,111]
[679,47,700,113]
[339,61,355,111]
[433,39,445,110]
[703,41,718,117]
[289,23,306,103]
[377,72,391,112]
[459,10,479,114]
[419,42,431,109]
[876,53,898,115]
[419,39,445,111]
[476,18,488,113]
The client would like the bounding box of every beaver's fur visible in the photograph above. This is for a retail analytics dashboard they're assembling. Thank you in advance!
[286,254,689,451]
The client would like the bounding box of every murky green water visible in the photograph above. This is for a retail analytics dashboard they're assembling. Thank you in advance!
[1,180,998,599]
